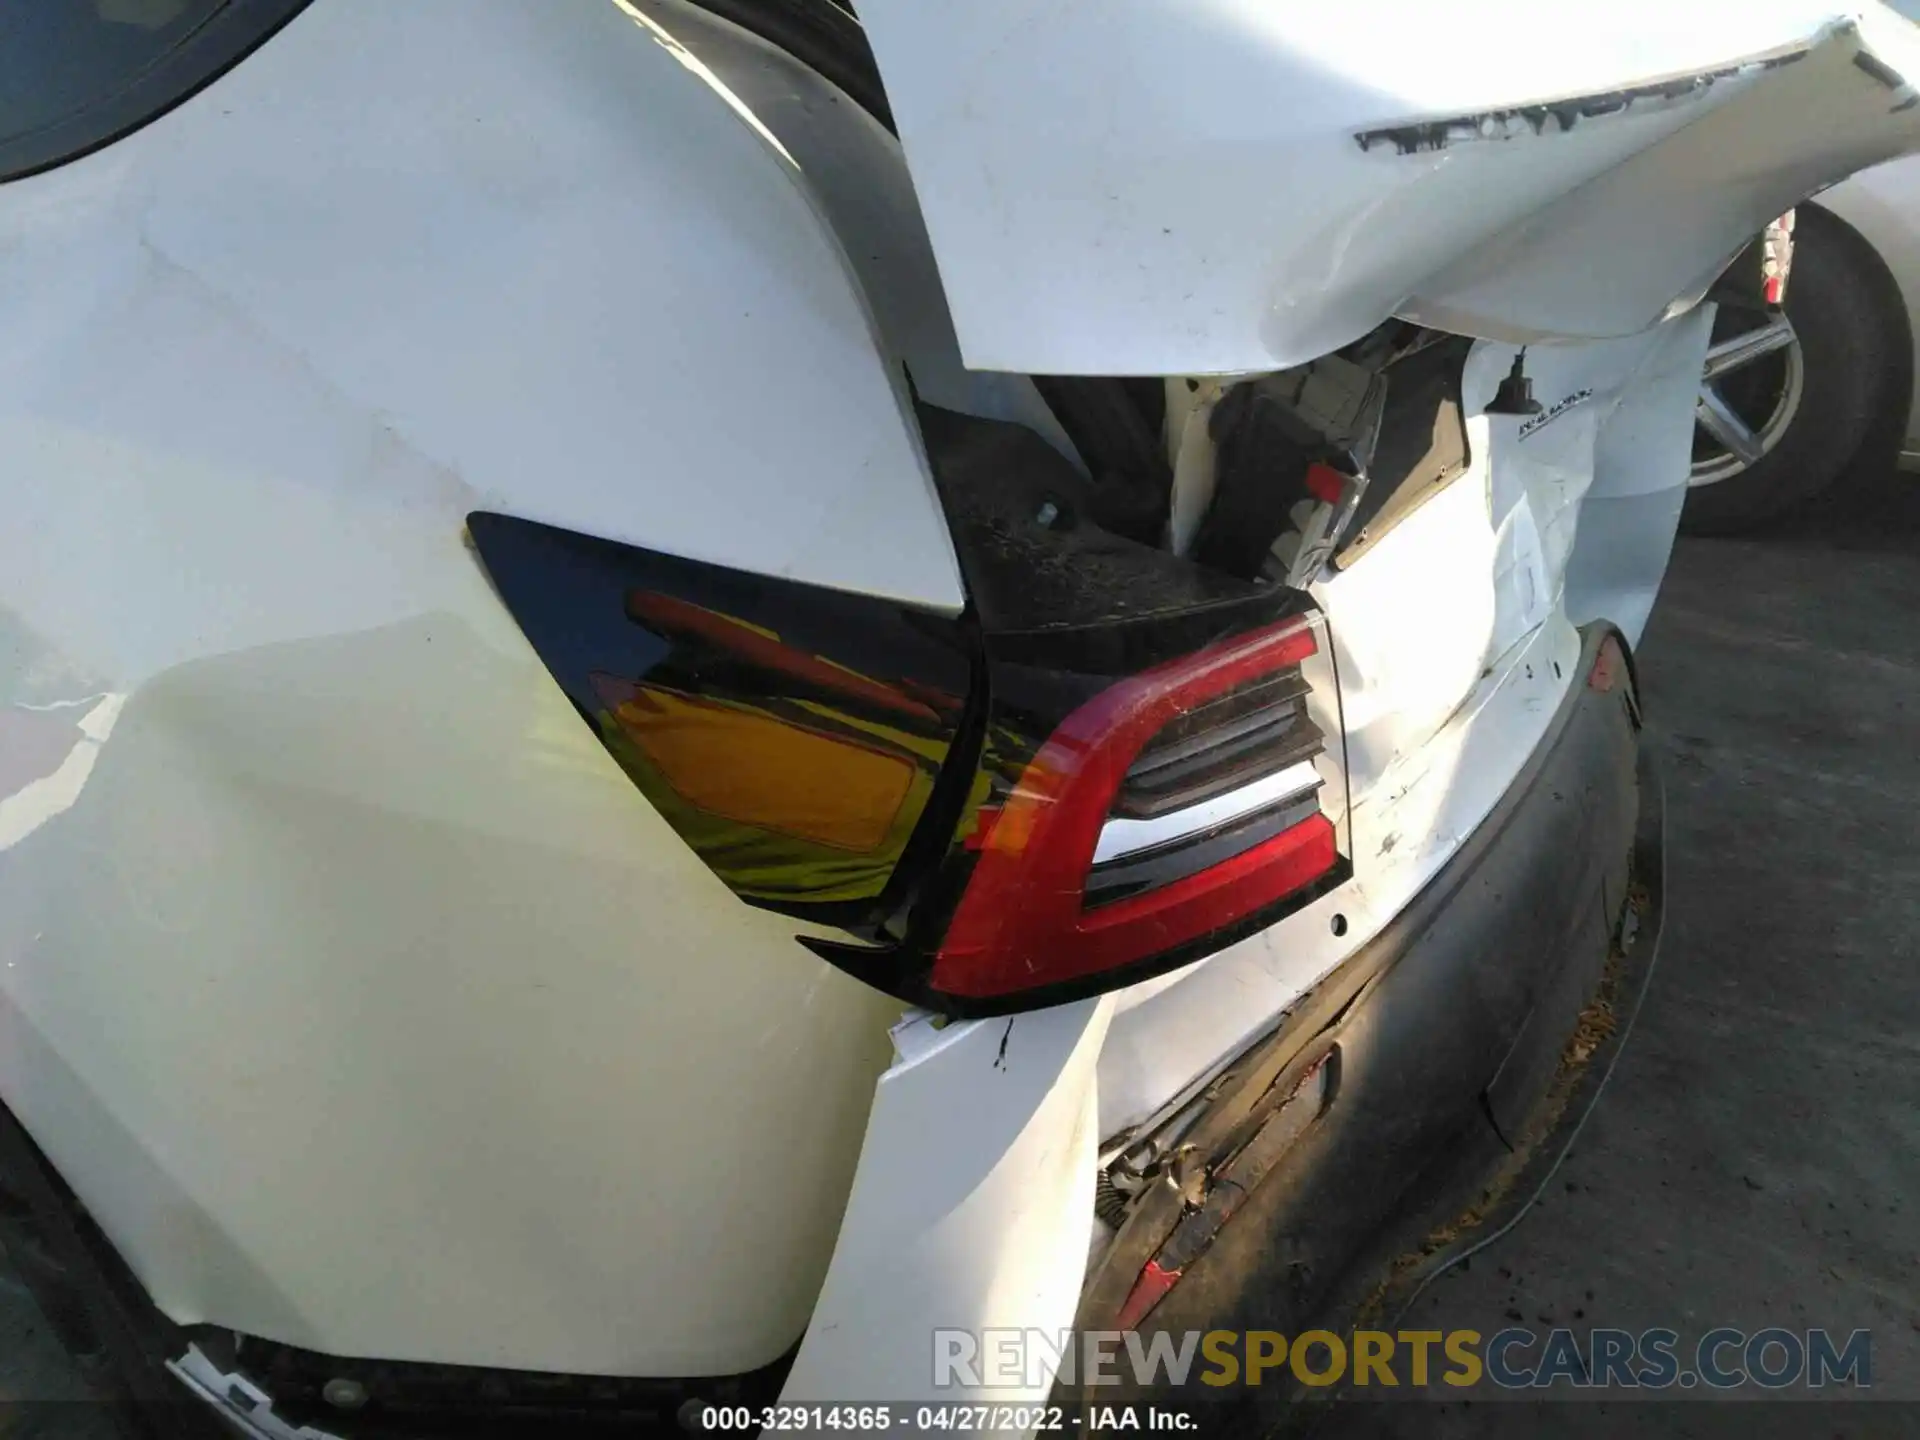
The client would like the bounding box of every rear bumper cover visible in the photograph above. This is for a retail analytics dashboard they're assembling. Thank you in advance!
[1075,623,1653,1405]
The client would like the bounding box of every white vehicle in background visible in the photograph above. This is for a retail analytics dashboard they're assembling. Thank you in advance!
[1685,158,1920,531]
[2,2,1918,1437]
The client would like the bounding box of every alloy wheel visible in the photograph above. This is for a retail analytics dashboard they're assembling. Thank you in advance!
[1690,312,1804,487]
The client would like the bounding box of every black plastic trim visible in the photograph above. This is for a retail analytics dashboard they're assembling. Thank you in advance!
[466,511,974,930]
[1115,671,1321,820]
[1334,335,1474,569]
[0,0,313,186]
[689,0,892,130]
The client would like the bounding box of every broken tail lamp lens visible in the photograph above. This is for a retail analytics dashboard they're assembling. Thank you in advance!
[930,613,1345,1003]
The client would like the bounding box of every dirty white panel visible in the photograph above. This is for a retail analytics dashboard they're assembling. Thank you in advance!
[1100,318,1710,1136]
[858,0,1920,373]
[782,999,1114,1410]
[0,0,956,1378]
[130,0,960,616]
[1564,308,1717,641]
[622,0,1080,466]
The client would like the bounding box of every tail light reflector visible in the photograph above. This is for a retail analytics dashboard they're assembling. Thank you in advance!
[931,615,1339,1001]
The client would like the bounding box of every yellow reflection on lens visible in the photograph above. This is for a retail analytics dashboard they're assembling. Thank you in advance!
[608,688,913,854]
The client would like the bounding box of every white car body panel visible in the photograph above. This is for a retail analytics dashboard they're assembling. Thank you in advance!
[615,0,1082,471]
[855,0,1920,374]
[3,0,1919,1409]
[781,998,1113,1408]
[0,0,960,1376]
[1094,318,1710,1138]
[94,0,963,618]
[1819,153,1920,450]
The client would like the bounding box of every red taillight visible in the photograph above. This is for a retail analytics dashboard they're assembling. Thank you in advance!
[931,616,1337,1001]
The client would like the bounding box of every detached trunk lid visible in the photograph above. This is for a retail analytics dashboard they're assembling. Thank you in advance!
[855,0,1920,373]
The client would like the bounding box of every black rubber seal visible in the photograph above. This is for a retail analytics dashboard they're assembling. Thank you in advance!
[1,0,313,186]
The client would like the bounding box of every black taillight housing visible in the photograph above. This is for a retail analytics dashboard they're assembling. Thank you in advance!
[469,408,1352,1017]
[807,406,1352,1014]
[465,511,975,925]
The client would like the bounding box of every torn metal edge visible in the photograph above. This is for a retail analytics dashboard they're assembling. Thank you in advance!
[1354,45,1813,155]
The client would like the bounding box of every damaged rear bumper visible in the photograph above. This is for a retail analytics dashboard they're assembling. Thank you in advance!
[1074,622,1660,1424]
[780,624,1655,1428]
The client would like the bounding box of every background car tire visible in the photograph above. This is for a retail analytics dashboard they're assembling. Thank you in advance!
[1681,204,1914,536]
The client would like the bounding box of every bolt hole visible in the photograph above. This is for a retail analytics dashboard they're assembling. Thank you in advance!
[1330,914,1349,937]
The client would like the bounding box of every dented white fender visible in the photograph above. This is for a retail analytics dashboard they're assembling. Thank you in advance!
[856,0,1920,373]
[0,0,962,1379]
[780,999,1114,1408]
